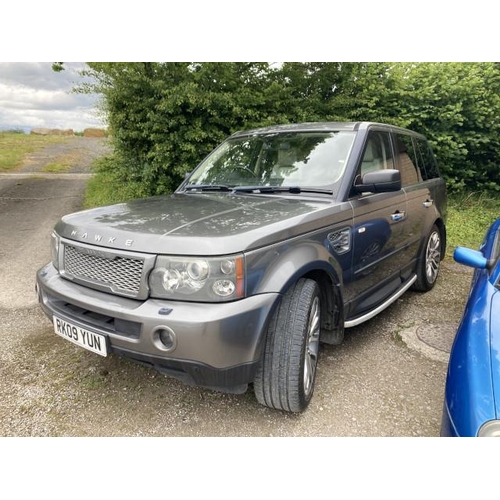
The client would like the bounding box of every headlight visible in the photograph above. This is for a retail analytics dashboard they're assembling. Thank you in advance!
[50,232,60,270]
[149,255,245,302]
[478,420,500,437]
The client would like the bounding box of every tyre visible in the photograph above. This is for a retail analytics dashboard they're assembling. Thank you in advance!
[253,279,321,412]
[412,224,442,292]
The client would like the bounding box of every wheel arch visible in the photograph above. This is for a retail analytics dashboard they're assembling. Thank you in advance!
[434,217,447,259]
[416,216,447,263]
[246,241,347,347]
[301,269,344,339]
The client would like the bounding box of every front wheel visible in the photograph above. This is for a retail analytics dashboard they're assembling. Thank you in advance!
[412,224,442,292]
[253,279,321,412]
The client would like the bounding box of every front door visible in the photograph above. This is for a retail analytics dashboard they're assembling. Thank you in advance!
[344,130,409,319]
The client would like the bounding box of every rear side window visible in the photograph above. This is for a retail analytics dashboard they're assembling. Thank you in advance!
[414,138,439,180]
[393,133,424,187]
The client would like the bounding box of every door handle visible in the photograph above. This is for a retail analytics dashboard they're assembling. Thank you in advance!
[423,199,434,208]
[391,210,406,222]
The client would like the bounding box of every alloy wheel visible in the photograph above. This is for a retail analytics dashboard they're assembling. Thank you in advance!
[425,231,441,284]
[304,296,320,398]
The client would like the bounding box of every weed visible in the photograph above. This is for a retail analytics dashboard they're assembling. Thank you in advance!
[82,373,108,390]
[42,162,71,173]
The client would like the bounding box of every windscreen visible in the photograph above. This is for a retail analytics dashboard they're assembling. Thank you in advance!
[187,131,356,194]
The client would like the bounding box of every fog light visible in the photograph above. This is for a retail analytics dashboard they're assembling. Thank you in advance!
[154,327,177,352]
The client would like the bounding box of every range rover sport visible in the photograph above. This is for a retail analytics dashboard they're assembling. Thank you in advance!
[36,122,447,412]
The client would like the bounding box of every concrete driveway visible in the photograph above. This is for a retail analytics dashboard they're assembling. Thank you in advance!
[0,171,472,436]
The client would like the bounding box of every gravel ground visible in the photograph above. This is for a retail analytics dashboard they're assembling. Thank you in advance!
[0,137,473,437]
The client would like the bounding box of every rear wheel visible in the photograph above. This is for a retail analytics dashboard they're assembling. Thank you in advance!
[254,279,321,412]
[413,224,441,292]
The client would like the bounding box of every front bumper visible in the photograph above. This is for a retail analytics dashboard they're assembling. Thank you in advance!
[36,263,279,392]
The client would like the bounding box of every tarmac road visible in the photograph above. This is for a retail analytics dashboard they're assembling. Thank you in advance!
[0,165,472,437]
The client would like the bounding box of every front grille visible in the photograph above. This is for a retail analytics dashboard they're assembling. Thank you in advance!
[61,242,154,299]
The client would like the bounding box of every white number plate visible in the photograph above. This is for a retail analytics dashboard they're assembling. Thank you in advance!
[53,316,108,357]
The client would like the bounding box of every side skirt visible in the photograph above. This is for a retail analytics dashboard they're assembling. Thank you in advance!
[344,274,417,328]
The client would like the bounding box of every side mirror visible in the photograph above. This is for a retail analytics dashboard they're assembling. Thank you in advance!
[454,247,489,270]
[355,169,401,194]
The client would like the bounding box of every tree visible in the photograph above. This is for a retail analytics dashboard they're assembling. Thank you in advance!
[378,62,500,192]
[70,62,500,197]
[80,62,294,196]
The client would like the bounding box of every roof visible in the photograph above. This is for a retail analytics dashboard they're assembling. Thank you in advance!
[229,121,426,139]
[230,122,359,138]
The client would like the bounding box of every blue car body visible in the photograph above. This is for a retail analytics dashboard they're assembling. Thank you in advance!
[441,218,500,437]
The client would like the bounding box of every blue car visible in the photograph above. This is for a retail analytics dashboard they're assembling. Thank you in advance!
[441,218,500,437]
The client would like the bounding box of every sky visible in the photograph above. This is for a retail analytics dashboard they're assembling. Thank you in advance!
[0,0,495,135]
[0,62,103,132]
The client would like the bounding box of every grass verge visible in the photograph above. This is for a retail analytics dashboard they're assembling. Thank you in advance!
[84,156,146,208]
[446,192,499,254]
[0,132,70,171]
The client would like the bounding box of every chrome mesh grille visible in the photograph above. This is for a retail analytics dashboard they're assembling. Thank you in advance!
[63,244,144,296]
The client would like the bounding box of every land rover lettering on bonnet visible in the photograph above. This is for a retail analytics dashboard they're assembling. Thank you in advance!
[36,122,447,412]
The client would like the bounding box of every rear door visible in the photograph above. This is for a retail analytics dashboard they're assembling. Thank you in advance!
[392,132,432,274]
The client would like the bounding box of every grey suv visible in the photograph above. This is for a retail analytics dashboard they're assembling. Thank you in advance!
[36,122,447,412]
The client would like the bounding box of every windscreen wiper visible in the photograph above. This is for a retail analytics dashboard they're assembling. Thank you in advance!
[232,186,333,195]
[184,184,231,192]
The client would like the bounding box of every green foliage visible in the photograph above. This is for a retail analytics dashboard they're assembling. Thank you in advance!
[75,62,500,197]
[3,128,25,134]
[386,63,500,194]
[52,62,65,72]
[80,62,292,197]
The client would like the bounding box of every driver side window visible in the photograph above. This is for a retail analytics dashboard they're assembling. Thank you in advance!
[360,131,395,176]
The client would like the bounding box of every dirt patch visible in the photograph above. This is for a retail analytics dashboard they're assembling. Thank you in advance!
[17,136,111,173]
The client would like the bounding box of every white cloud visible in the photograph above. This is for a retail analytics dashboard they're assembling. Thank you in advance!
[0,62,104,131]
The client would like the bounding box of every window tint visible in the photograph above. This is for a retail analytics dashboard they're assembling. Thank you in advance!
[393,134,423,187]
[359,131,395,176]
[415,138,439,180]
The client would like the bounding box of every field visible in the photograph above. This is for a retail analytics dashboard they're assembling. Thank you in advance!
[0,131,71,171]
